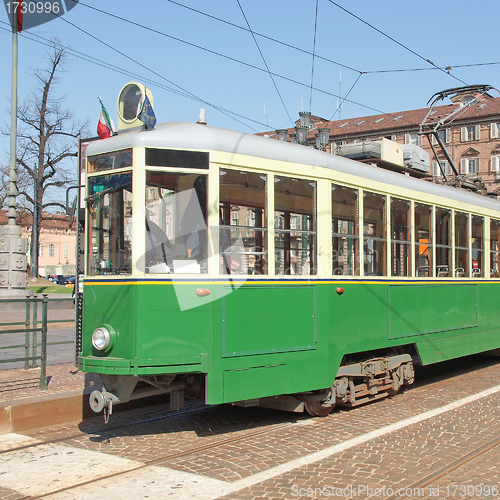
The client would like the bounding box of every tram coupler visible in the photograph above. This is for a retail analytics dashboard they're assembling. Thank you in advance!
[89,389,120,423]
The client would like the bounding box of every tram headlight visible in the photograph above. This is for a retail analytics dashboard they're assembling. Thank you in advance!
[92,325,115,351]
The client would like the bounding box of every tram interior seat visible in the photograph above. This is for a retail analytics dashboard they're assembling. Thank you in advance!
[455,267,465,277]
[417,266,429,277]
[437,265,449,277]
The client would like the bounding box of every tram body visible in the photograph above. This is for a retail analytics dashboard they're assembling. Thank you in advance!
[78,120,500,416]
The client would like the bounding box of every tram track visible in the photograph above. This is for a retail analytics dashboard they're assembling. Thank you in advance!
[0,402,211,456]
[3,357,499,499]
[18,415,305,500]
[384,436,500,500]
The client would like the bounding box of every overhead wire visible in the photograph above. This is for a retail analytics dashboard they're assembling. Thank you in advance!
[235,0,293,124]
[164,0,362,75]
[56,3,386,115]
[8,1,491,130]
[326,0,468,86]
[329,73,363,121]
[308,0,319,113]
[56,17,263,132]
[0,23,267,132]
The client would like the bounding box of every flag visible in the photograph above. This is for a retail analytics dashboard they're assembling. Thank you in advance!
[17,2,23,33]
[97,97,116,139]
[138,95,156,130]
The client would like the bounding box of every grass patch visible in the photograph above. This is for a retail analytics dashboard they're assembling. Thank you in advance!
[27,278,73,294]
[27,285,73,294]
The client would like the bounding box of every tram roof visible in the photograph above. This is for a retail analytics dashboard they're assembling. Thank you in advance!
[85,121,500,213]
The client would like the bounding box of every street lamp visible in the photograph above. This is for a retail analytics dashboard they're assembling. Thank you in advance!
[316,128,330,151]
[299,111,311,128]
[276,129,288,141]
[295,125,308,146]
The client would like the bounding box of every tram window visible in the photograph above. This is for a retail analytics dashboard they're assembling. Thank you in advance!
[490,219,500,277]
[143,171,207,274]
[436,208,451,277]
[87,172,133,275]
[471,215,484,277]
[391,198,410,277]
[219,170,267,275]
[145,149,209,170]
[274,176,316,275]
[332,184,359,275]
[414,203,432,277]
[88,149,132,173]
[455,211,469,277]
[363,192,386,276]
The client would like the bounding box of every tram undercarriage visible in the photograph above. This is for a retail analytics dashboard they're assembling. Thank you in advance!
[89,352,415,422]
[248,353,415,417]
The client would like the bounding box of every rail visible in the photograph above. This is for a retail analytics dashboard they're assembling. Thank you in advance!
[0,294,75,390]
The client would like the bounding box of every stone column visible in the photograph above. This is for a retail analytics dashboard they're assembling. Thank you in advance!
[0,224,29,296]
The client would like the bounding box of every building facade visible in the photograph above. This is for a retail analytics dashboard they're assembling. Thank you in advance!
[0,211,77,277]
[266,94,500,193]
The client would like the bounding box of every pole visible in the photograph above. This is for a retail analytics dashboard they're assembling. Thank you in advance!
[8,0,19,225]
[0,1,29,296]
[32,164,39,278]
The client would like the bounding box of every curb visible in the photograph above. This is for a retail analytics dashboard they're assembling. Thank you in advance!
[0,392,171,434]
[0,392,95,433]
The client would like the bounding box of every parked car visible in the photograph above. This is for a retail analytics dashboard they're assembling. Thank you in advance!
[64,276,75,287]
[52,275,66,285]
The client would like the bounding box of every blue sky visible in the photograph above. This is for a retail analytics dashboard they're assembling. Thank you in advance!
[1,0,500,168]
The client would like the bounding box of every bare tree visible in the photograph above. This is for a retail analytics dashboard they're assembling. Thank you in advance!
[5,40,89,274]
[16,41,88,212]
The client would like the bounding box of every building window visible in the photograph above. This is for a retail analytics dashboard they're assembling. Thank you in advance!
[490,123,500,139]
[460,158,479,174]
[405,133,421,146]
[461,125,480,141]
[63,244,68,259]
[431,128,451,145]
[230,210,239,226]
[39,244,43,257]
[49,244,55,257]
[491,156,500,172]
[432,160,452,177]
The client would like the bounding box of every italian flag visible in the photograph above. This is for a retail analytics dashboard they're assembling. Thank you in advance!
[17,2,23,33]
[97,97,116,139]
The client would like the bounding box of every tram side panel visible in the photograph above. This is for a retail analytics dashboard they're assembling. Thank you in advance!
[330,281,500,369]
[81,282,139,373]
[209,282,337,405]
[414,282,500,364]
[135,282,213,372]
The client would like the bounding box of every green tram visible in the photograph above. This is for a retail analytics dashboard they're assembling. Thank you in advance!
[79,115,500,418]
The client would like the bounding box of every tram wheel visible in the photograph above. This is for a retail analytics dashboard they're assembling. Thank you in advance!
[304,400,335,417]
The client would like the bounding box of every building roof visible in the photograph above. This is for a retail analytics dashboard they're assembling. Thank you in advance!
[261,96,500,142]
[0,211,76,231]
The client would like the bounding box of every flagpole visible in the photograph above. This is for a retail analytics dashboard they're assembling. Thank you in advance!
[1,1,29,296]
[7,0,19,226]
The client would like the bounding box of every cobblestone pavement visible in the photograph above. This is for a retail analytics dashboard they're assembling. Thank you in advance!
[0,356,499,500]
[0,364,102,404]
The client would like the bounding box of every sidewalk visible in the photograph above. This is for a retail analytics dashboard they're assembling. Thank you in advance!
[0,363,103,433]
[0,294,103,433]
